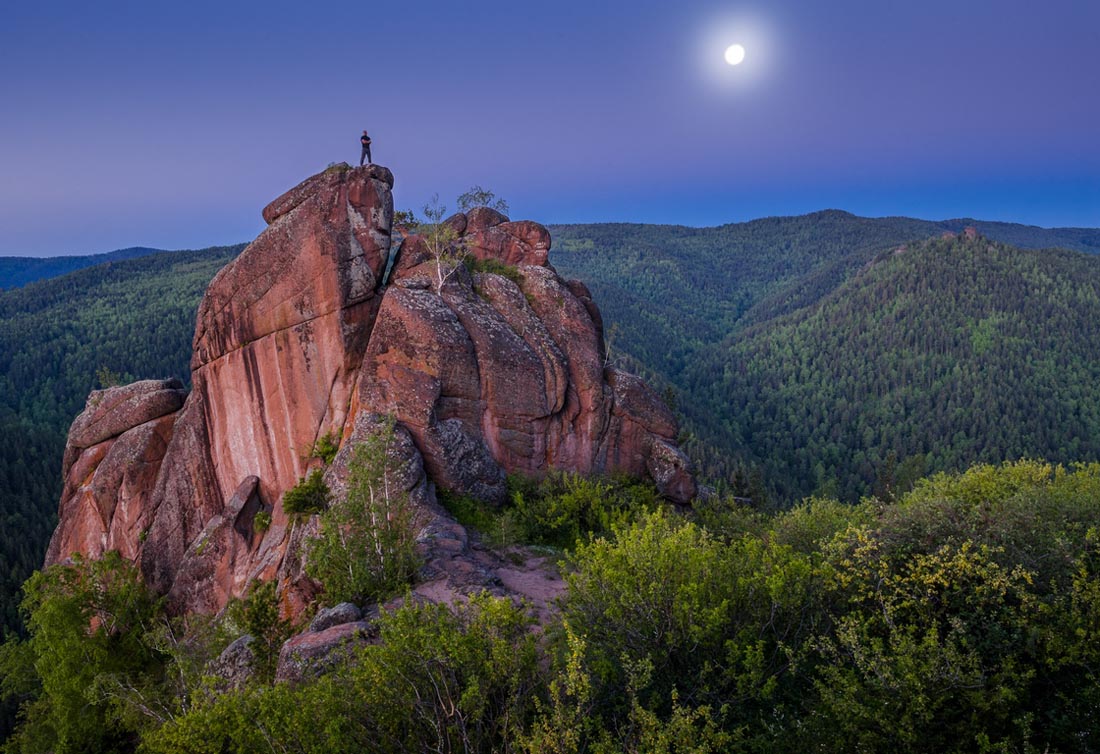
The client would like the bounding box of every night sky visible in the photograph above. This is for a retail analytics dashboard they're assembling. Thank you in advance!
[2,0,1097,256]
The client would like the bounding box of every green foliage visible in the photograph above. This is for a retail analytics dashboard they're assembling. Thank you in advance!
[439,472,664,551]
[392,208,420,230]
[6,460,1100,750]
[0,246,166,291]
[2,551,164,753]
[225,581,292,685]
[552,219,1100,501]
[252,510,271,535]
[418,194,468,294]
[95,364,122,388]
[140,594,540,754]
[508,472,663,549]
[305,419,419,605]
[282,469,330,516]
[0,244,241,638]
[457,185,509,215]
[468,255,524,285]
[310,432,340,465]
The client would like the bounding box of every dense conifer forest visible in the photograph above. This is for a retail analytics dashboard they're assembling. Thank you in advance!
[551,215,1100,503]
[0,247,165,292]
[0,246,242,636]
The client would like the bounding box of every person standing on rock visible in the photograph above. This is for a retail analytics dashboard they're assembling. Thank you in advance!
[360,129,372,166]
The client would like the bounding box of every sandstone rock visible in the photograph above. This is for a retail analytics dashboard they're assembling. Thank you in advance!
[46,162,696,624]
[276,620,378,684]
[209,635,256,690]
[442,211,468,236]
[68,379,185,450]
[309,602,362,633]
[464,206,509,233]
[465,220,552,267]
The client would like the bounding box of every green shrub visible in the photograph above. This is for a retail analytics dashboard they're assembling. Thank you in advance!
[139,594,539,754]
[253,510,271,535]
[439,472,663,551]
[224,581,293,685]
[311,433,340,465]
[509,472,662,549]
[282,470,329,516]
[1,552,164,753]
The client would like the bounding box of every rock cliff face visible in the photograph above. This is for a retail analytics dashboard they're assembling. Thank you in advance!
[46,163,695,618]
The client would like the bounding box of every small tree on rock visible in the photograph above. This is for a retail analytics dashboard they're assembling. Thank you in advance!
[418,194,468,295]
[457,185,509,215]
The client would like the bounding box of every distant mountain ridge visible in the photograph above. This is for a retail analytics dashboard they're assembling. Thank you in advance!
[0,247,169,290]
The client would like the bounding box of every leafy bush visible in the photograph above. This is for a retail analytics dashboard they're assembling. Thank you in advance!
[11,460,1100,752]
[310,432,340,465]
[140,594,540,754]
[282,470,330,516]
[457,185,509,215]
[439,472,663,551]
[252,510,271,535]
[509,472,663,549]
[0,552,164,753]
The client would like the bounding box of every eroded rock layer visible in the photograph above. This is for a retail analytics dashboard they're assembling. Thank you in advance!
[46,163,695,618]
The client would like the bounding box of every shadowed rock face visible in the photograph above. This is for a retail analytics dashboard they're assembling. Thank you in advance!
[47,162,695,619]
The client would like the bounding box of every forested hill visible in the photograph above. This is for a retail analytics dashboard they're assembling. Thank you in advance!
[0,246,166,291]
[550,214,1100,503]
[0,245,242,635]
[686,234,1100,502]
[549,213,1100,383]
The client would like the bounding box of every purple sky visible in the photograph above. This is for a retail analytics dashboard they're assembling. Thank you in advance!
[2,0,1098,256]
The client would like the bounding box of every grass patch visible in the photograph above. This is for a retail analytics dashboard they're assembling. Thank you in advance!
[466,257,523,286]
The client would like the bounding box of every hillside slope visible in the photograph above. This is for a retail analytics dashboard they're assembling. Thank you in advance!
[689,234,1100,501]
[0,246,167,291]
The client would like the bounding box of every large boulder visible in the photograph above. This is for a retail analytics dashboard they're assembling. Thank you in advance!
[46,167,696,623]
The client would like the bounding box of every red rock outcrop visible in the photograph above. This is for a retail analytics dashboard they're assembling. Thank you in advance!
[46,162,695,620]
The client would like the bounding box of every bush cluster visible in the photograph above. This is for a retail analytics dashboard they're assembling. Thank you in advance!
[5,460,1100,752]
[281,470,330,516]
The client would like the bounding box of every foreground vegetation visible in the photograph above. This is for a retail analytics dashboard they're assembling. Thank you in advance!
[4,460,1100,752]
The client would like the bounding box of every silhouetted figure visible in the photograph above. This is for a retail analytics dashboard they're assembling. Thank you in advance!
[360,130,372,166]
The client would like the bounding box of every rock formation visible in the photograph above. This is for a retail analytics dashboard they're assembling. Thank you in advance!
[46,162,695,620]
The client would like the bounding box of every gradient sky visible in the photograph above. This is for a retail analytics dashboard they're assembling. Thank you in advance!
[2,0,1098,256]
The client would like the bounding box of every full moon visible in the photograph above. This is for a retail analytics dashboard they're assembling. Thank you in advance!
[724,43,746,66]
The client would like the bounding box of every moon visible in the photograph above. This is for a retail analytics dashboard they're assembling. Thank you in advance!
[724,43,746,66]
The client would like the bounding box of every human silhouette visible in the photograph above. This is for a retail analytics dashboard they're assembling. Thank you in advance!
[360,130,372,166]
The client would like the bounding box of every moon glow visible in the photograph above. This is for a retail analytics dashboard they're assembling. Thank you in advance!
[724,43,746,66]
